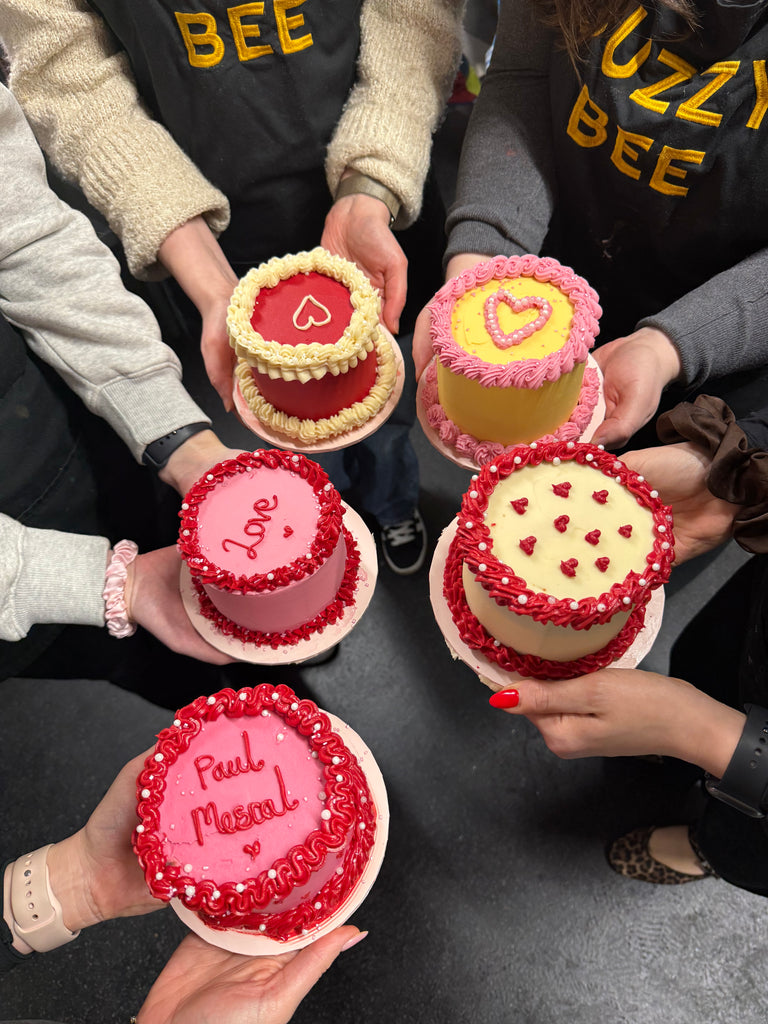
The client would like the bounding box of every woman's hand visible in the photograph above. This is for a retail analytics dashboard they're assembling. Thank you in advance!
[621,442,741,562]
[158,217,239,410]
[127,546,234,665]
[592,328,683,448]
[488,667,745,778]
[44,751,162,934]
[136,927,365,1024]
[322,192,407,335]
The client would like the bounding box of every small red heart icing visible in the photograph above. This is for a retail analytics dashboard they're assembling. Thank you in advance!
[283,526,294,538]
[554,515,570,533]
[519,535,537,555]
[585,529,601,545]
[552,482,572,498]
[560,558,578,577]
[592,490,609,504]
[595,557,610,572]
[618,524,633,538]
[510,498,529,515]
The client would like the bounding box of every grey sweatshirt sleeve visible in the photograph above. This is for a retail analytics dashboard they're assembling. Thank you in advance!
[638,247,768,388]
[0,84,209,463]
[0,516,110,640]
[444,0,557,263]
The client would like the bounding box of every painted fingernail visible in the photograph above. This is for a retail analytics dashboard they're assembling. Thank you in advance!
[341,930,368,952]
[489,689,520,709]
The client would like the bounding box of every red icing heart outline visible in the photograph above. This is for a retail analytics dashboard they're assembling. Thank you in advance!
[484,289,553,349]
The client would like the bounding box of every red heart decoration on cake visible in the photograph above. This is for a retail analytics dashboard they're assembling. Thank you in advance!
[560,558,578,577]
[618,524,633,537]
[592,490,609,504]
[243,841,261,859]
[595,557,610,572]
[585,529,601,545]
[554,515,570,533]
[292,294,332,331]
[552,482,572,498]
[484,289,553,349]
[519,535,537,555]
[510,498,529,515]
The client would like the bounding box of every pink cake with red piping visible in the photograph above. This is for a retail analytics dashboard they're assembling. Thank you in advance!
[421,254,602,464]
[133,684,379,941]
[178,450,359,648]
[443,441,674,680]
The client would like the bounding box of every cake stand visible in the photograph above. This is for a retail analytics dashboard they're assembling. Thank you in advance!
[416,355,606,473]
[171,711,389,954]
[428,518,665,691]
[233,332,404,454]
[179,503,377,666]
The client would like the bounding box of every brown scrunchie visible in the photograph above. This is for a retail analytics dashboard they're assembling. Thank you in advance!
[657,395,768,553]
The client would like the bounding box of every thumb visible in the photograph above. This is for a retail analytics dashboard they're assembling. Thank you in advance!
[488,677,595,716]
[275,927,366,1015]
[590,412,634,449]
[381,261,406,336]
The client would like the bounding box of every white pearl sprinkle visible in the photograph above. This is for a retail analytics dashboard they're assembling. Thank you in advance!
[502,577,510,585]
[637,475,645,482]
[314,901,322,910]
[336,774,343,781]
[652,563,660,571]
[141,788,150,799]
[206,474,214,481]
[313,723,321,731]
[291,702,298,710]
[173,719,181,727]
[277,733,285,742]
[649,489,659,498]
[271,692,279,700]
[184,864,193,873]
[518,594,527,605]
[597,603,606,612]
[332,756,341,764]
[268,869,277,879]
[586,453,594,462]
[513,456,522,465]
[490,465,498,472]
[321,809,331,819]
[185,886,195,898]
[567,442,575,449]
[182,529,190,536]
[236,883,245,892]
[465,521,473,529]
[494,640,501,647]
[598,444,605,450]
[213,890,221,899]
[155,872,163,880]
[239,693,247,701]
[292,454,300,462]
[267,572,274,581]
[470,490,479,499]
[136,824,144,833]
[548,596,557,605]
[658,525,666,533]
[530,442,537,450]
[471,474,479,481]
[478,542,487,551]
[261,709,269,717]
[358,822,366,829]
[662,542,670,550]
[570,601,579,610]
[181,502,189,510]
[207,696,215,705]
[154,753,163,762]
[622,596,632,606]
[324,482,332,491]
[478,563,487,572]
[552,457,561,466]
[639,578,647,586]
[613,461,622,471]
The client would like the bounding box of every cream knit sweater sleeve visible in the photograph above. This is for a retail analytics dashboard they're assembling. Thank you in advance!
[325,0,465,229]
[0,0,230,280]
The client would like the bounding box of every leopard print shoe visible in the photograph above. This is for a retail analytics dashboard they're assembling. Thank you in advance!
[607,825,717,884]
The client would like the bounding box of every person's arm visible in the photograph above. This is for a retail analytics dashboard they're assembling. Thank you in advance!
[0,0,229,280]
[0,83,214,463]
[0,515,233,663]
[443,0,556,263]
[322,0,465,334]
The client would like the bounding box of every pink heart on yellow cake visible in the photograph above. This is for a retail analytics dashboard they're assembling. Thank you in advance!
[483,289,553,350]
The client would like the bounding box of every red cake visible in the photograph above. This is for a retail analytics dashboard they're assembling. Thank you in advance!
[133,685,380,941]
[228,248,397,442]
[443,441,674,680]
[177,450,360,649]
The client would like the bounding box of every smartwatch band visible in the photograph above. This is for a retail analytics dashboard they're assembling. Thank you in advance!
[141,422,210,470]
[705,704,768,819]
[10,846,80,953]
[334,172,401,227]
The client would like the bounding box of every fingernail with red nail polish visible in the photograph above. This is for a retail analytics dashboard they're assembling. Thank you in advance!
[489,688,520,709]
[341,930,368,952]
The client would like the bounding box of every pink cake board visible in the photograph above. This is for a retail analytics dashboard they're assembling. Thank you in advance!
[428,518,665,691]
[233,332,404,454]
[179,504,377,666]
[416,355,606,473]
[171,712,389,955]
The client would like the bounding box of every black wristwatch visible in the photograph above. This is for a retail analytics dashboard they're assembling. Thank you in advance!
[705,704,768,819]
[141,422,210,470]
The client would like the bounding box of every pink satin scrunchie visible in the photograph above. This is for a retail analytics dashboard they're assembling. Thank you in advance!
[102,539,139,638]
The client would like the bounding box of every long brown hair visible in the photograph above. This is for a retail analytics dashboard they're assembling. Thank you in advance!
[534,0,700,65]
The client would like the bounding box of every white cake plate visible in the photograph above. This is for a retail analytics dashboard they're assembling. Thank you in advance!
[171,711,389,955]
[180,503,377,665]
[233,333,404,454]
[428,518,664,690]
[416,354,606,473]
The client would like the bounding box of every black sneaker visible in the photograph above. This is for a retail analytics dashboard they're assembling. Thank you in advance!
[380,509,427,575]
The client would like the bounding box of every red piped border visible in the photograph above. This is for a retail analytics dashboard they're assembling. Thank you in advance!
[178,449,343,595]
[133,684,376,941]
[443,441,675,680]
[191,526,360,649]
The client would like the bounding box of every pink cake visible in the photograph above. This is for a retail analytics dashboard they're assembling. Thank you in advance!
[443,441,674,680]
[178,450,359,648]
[133,684,378,941]
[421,254,602,464]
